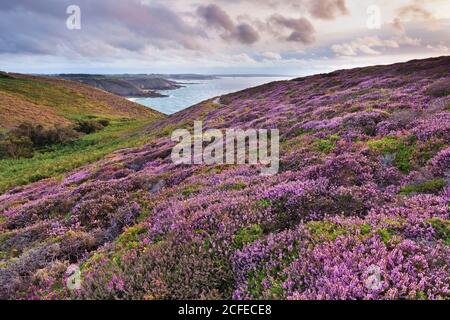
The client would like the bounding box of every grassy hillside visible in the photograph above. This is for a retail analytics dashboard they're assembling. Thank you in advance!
[0,72,163,130]
[0,57,449,300]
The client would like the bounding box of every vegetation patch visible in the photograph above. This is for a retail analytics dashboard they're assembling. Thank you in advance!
[181,184,202,197]
[400,178,446,196]
[312,134,340,154]
[115,225,148,251]
[306,221,372,242]
[427,218,450,245]
[425,79,450,97]
[221,182,247,191]
[367,136,414,172]
[233,225,264,249]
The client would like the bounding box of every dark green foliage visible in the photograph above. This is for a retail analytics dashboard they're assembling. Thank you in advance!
[0,123,80,159]
[313,134,340,154]
[75,119,109,134]
[400,178,446,195]
[368,136,414,173]
[233,225,264,249]
[427,218,450,245]
[0,120,111,159]
[221,182,247,191]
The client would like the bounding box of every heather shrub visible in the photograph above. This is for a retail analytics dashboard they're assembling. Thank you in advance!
[71,193,141,239]
[426,79,450,97]
[259,179,331,230]
[284,237,449,300]
[232,228,305,300]
[412,112,450,141]
[0,243,61,299]
[308,152,376,186]
[80,237,234,300]
[312,134,339,154]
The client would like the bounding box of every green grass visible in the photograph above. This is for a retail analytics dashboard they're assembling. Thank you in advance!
[399,178,446,196]
[0,119,154,193]
[221,182,247,191]
[312,134,340,154]
[306,221,372,242]
[233,224,264,249]
[427,218,450,245]
[367,136,414,173]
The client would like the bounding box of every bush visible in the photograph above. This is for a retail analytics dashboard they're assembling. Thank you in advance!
[97,119,110,127]
[0,123,80,159]
[75,119,109,134]
[425,79,450,97]
[0,134,33,158]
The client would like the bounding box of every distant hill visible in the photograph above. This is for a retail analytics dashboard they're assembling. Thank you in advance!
[55,74,183,98]
[0,72,163,130]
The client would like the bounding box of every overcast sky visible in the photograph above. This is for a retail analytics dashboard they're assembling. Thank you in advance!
[1,0,449,75]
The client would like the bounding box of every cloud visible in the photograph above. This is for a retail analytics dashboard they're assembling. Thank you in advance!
[197,4,235,32]
[426,44,449,52]
[393,1,438,32]
[331,43,356,56]
[0,0,208,58]
[270,14,315,44]
[197,4,260,44]
[233,23,260,44]
[260,51,282,61]
[331,35,421,57]
[306,0,349,20]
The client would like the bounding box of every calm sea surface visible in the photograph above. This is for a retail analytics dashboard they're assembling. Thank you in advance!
[129,76,291,115]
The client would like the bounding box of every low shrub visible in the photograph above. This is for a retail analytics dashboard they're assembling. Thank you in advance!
[400,178,446,195]
[367,137,414,173]
[75,119,109,134]
[425,79,450,97]
[0,123,80,159]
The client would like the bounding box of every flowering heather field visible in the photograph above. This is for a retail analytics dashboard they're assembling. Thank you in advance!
[0,56,449,300]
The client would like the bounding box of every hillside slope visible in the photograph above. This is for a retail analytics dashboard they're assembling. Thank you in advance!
[0,56,449,300]
[0,72,163,130]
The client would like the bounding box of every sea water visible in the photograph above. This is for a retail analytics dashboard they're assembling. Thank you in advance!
[129,76,290,115]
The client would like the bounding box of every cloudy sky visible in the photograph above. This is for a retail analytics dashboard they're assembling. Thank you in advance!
[1,0,449,75]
